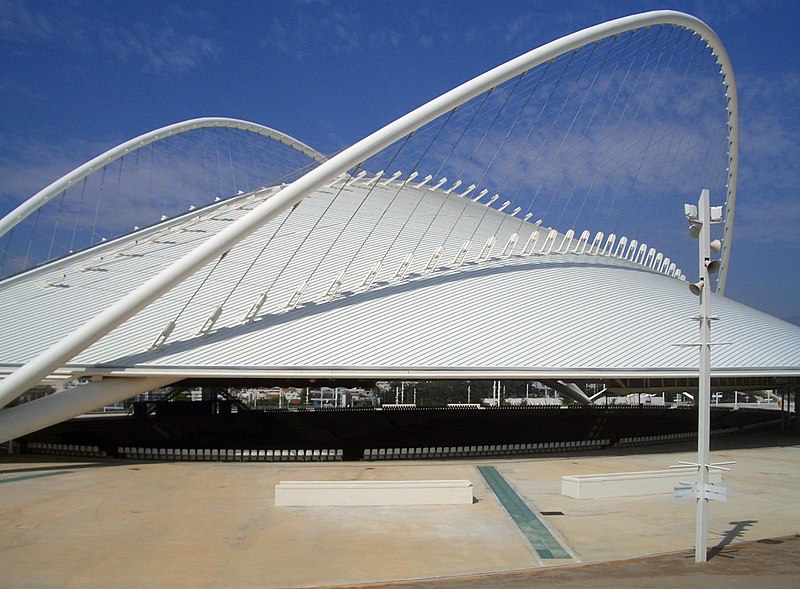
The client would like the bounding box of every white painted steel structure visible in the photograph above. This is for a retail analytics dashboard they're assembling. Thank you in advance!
[0,11,794,443]
[0,117,327,239]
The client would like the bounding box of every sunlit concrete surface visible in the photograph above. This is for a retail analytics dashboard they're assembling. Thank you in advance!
[1,432,798,589]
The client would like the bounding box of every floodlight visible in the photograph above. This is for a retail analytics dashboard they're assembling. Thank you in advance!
[705,259,721,275]
[684,203,698,220]
[710,206,723,222]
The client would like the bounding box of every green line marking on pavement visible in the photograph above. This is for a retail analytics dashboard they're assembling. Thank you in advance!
[477,465,571,560]
[0,470,72,484]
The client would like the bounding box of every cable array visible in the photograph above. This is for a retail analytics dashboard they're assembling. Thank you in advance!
[3,22,733,354]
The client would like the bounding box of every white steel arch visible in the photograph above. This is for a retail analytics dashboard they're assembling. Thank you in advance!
[0,10,738,417]
[0,117,327,240]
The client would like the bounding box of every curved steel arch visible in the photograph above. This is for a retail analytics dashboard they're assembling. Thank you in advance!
[0,10,738,422]
[0,117,327,240]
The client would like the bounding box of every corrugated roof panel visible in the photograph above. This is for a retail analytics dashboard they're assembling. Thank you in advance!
[2,180,799,381]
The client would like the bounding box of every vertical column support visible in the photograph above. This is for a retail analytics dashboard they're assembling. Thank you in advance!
[695,188,713,563]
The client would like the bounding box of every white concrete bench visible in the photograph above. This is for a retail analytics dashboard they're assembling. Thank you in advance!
[561,467,722,499]
[275,480,473,506]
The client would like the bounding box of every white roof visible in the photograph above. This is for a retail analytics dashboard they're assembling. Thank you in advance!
[1,176,799,383]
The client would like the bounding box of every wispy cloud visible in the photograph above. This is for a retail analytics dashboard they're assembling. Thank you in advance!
[733,70,800,245]
[262,7,363,61]
[102,24,216,73]
[0,0,218,74]
[0,0,57,43]
[0,133,109,211]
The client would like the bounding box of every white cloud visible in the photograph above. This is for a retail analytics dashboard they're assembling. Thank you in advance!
[0,0,218,74]
[733,71,800,245]
[102,24,217,73]
[0,0,57,42]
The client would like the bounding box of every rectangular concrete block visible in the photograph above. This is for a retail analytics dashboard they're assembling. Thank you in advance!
[275,480,474,506]
[562,467,722,499]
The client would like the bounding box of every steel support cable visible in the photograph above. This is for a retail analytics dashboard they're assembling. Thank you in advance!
[164,253,229,337]
[510,31,634,236]
[337,105,478,273]
[89,166,107,246]
[552,33,639,231]
[522,40,603,232]
[461,72,530,216]
[243,131,260,190]
[253,161,375,307]
[318,136,415,288]
[23,206,43,270]
[575,28,654,232]
[519,46,595,225]
[66,176,90,256]
[623,27,703,239]
[0,227,12,272]
[108,155,124,238]
[468,73,529,190]
[276,143,395,293]
[228,128,240,195]
[603,31,706,238]
[224,128,313,180]
[484,61,554,201]
[576,26,685,231]
[371,110,462,269]
[418,89,500,253]
[119,151,129,233]
[0,119,328,253]
[419,65,548,249]
[45,187,69,261]
[585,28,696,232]
[464,71,548,243]
[399,107,483,257]
[201,127,212,201]
[129,148,143,234]
[233,127,245,192]
[480,47,601,174]
[575,26,668,234]
[503,48,580,218]
[216,199,301,312]
[594,27,675,236]
[179,131,195,217]
[387,74,524,256]
[547,28,666,231]
[433,70,558,249]
[449,88,498,182]
[213,130,224,200]
[436,61,563,251]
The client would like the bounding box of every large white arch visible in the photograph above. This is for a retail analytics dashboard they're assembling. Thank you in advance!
[0,117,327,240]
[0,10,739,419]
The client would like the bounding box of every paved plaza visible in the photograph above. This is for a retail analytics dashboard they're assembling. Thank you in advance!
[1,431,798,588]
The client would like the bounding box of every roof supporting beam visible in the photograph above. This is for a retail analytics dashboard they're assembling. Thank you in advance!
[0,376,175,443]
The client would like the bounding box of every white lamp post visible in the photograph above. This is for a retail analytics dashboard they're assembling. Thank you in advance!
[684,189,723,562]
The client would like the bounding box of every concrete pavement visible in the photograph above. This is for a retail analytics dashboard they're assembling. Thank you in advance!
[1,431,798,588]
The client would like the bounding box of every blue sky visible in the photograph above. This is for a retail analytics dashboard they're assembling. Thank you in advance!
[1,0,799,323]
